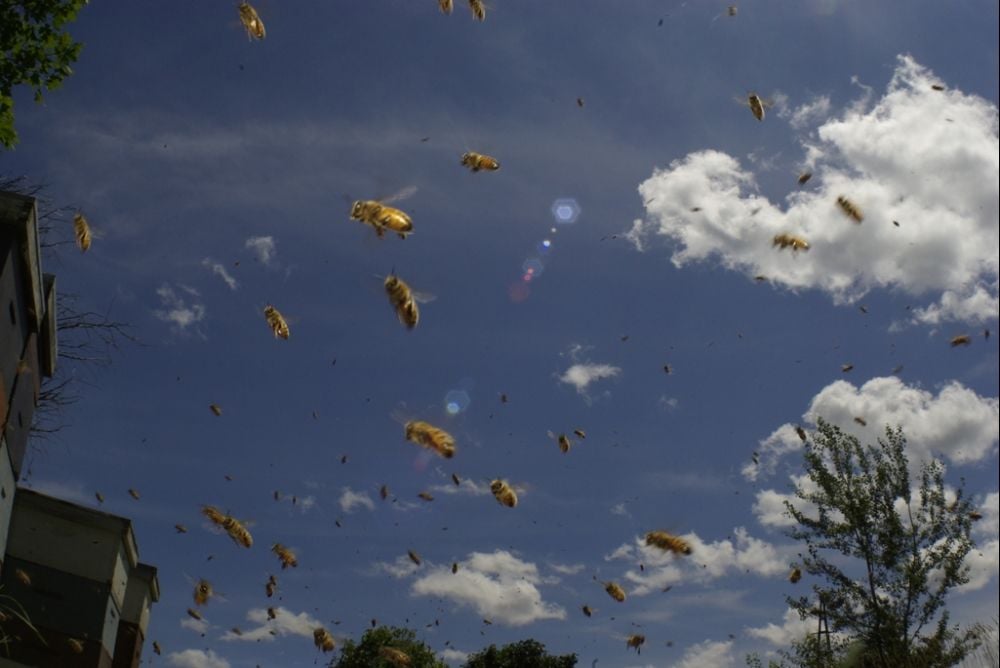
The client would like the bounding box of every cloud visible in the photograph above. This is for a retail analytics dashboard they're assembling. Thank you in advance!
[781,94,833,129]
[610,502,630,517]
[338,487,375,514]
[629,55,999,325]
[439,648,469,665]
[153,284,206,331]
[167,649,231,668]
[220,607,322,643]
[559,363,622,394]
[410,550,566,626]
[373,554,423,579]
[180,617,209,635]
[201,258,238,290]
[674,640,735,668]
[429,478,492,497]
[746,607,816,646]
[548,562,585,576]
[244,236,276,265]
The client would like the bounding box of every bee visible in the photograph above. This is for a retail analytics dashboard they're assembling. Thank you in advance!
[969,511,983,521]
[468,0,486,21]
[573,429,587,439]
[384,274,420,330]
[193,579,213,606]
[753,275,768,282]
[773,233,810,252]
[841,364,854,373]
[931,84,945,91]
[263,305,290,339]
[438,0,453,13]
[314,627,336,652]
[950,334,971,347]
[95,492,104,504]
[267,607,277,620]
[576,97,584,108]
[452,562,459,574]
[73,213,92,252]
[187,608,203,621]
[418,491,435,502]
[461,151,500,172]
[500,393,508,403]
[645,531,692,556]
[548,431,572,453]
[379,647,413,667]
[380,484,390,500]
[490,479,518,508]
[798,172,812,185]
[604,581,626,602]
[582,605,593,617]
[451,473,461,486]
[202,505,253,548]
[238,2,265,40]
[230,627,243,636]
[128,488,140,500]
[739,93,771,121]
[266,575,277,597]
[271,543,298,569]
[789,567,802,583]
[64,637,85,654]
[626,634,645,654]
[408,550,422,566]
[153,641,162,656]
[404,420,456,459]
[209,404,223,416]
[15,568,31,587]
[891,365,904,375]
[795,426,807,442]
[727,5,738,16]
[350,187,416,239]
[663,364,673,374]
[853,417,867,426]
[836,196,863,223]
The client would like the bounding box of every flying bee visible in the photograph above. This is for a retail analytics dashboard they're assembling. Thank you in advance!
[272,543,298,569]
[209,404,223,416]
[490,479,518,507]
[265,575,277,597]
[350,186,417,239]
[789,567,802,583]
[950,334,971,347]
[267,607,277,620]
[969,511,983,521]
[468,0,486,21]
[238,2,265,40]
[313,627,335,652]
[73,213,92,252]
[152,642,162,655]
[408,550,422,566]
[384,274,422,330]
[798,172,812,185]
[626,634,645,654]
[66,637,85,654]
[452,562,459,574]
[193,579,213,606]
[201,505,253,548]
[379,647,413,667]
[931,84,945,91]
[418,491,435,502]
[854,416,867,426]
[645,531,692,556]
[795,426,807,442]
[95,492,104,504]
[263,305,290,339]
[736,93,772,121]
[451,473,461,486]
[187,608,203,621]
[230,627,243,636]
[404,420,456,459]
[380,484,390,500]
[836,196,863,223]
[438,0,453,13]
[548,431,572,453]
[605,581,626,602]
[773,233,810,252]
[841,363,854,373]
[128,488,140,500]
[582,605,593,617]
[728,5,738,16]
[461,151,500,172]
[573,429,587,439]
[14,568,31,587]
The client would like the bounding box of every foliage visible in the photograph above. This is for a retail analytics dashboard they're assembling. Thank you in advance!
[328,626,447,668]
[0,0,87,149]
[463,639,577,668]
[781,419,979,667]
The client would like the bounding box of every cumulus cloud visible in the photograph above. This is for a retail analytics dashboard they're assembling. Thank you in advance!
[548,562,585,575]
[220,607,322,643]
[373,554,423,579]
[629,55,999,325]
[201,258,238,290]
[781,94,833,129]
[153,284,206,331]
[674,640,735,668]
[746,607,817,646]
[410,550,565,626]
[338,487,375,514]
[559,363,621,394]
[167,649,230,668]
[439,648,469,665]
[244,235,277,265]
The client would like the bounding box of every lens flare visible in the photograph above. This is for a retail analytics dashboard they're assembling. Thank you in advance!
[444,389,471,415]
[550,198,581,224]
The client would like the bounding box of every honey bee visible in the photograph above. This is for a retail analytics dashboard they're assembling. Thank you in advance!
[842,363,854,373]
[187,608,203,621]
[15,568,31,587]
[451,473,461,486]
[969,511,983,521]
[582,605,593,617]
[350,187,416,239]
[798,172,812,185]
[64,637,84,654]
[468,0,486,21]
[490,479,518,507]
[795,426,807,442]
[754,275,768,282]
[153,641,162,655]
[604,581,626,602]
[193,579,213,606]
[384,274,420,330]
[202,505,253,548]
[238,2,265,40]
[950,334,971,347]
[727,5,738,16]
[379,647,413,667]
[272,543,298,569]
[230,627,243,636]
[73,213,92,252]
[853,416,867,426]
[380,484,390,500]
[548,431,572,453]
[452,562,459,574]
[313,627,335,652]
[739,93,771,121]
[404,421,456,459]
[128,488,140,500]
[267,607,277,620]
[418,491,435,502]
[931,84,945,91]
[576,97,584,108]
[265,575,277,597]
[438,0,453,13]
[209,404,223,416]
[408,550,422,566]
[626,634,645,653]
[461,151,500,172]
[773,233,810,252]
[836,196,863,223]
[95,492,104,504]
[645,531,692,556]
[573,429,587,439]
[263,305,290,339]
[789,567,802,583]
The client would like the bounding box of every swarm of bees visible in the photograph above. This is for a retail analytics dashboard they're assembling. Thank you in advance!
[605,581,626,602]
[404,420,456,458]
[490,479,518,507]
[73,213,91,252]
[379,647,413,667]
[461,151,500,172]
[950,334,971,347]
[773,233,810,252]
[350,198,413,239]
[836,196,864,223]
[193,579,213,606]
[313,627,336,652]
[789,567,802,583]
[238,2,265,40]
[263,305,290,339]
[645,531,692,556]
[385,274,420,329]
[626,634,645,653]
[272,543,298,569]
[202,505,253,548]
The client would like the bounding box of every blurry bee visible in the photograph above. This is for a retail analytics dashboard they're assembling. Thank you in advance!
[483,618,492,625]
[753,275,768,282]
[314,627,335,652]
[577,97,584,108]
[272,543,298,569]
[797,172,812,185]
[404,420,456,459]
[95,492,104,504]
[789,567,802,583]
[738,93,772,121]
[626,634,645,654]
[836,196,863,223]
[128,488,140,500]
[238,2,265,40]
[202,505,253,548]
[605,581,626,602]
[65,637,84,654]
[841,364,854,373]
[500,393,508,403]
[438,0,453,13]
[727,5,738,16]
[859,305,869,314]
[384,274,420,330]
[266,575,277,597]
[969,511,983,521]
[468,0,486,21]
[773,233,810,252]
[582,605,593,617]
[645,531,692,556]
[853,417,867,426]
[490,479,518,507]
[350,187,416,239]
[452,562,459,574]
[379,647,413,667]
[891,365,904,375]
[461,151,500,172]
[451,473,461,486]
[153,642,162,656]
[73,213,92,252]
[15,568,31,587]
[380,484,390,500]
[931,84,945,91]
[950,334,971,347]
[193,579,213,606]
[663,363,672,374]
[267,607,277,620]
[549,431,572,453]
[408,550,422,566]
[418,492,435,502]
[573,429,586,439]
[263,305,290,339]
[230,627,243,636]
[795,426,807,442]
[209,404,223,416]
[187,608,203,621]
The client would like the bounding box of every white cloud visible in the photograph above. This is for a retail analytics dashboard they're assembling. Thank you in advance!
[439,648,469,665]
[610,502,630,517]
[559,363,621,394]
[746,607,815,646]
[201,258,238,290]
[548,562,585,576]
[429,478,491,497]
[154,284,206,331]
[180,617,209,635]
[959,538,999,593]
[244,236,276,265]
[629,55,999,325]
[167,649,231,668]
[781,94,833,130]
[410,550,566,626]
[338,487,375,514]
[975,492,999,538]
[374,554,422,579]
[674,640,735,668]
[220,606,322,643]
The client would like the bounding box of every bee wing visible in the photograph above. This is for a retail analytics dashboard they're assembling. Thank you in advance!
[411,290,436,304]
[733,95,750,107]
[379,185,418,205]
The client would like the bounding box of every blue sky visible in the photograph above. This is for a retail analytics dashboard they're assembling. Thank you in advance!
[2,1,998,667]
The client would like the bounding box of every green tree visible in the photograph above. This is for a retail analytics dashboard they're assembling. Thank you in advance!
[0,0,87,149]
[463,639,576,668]
[328,626,447,668]
[781,419,980,667]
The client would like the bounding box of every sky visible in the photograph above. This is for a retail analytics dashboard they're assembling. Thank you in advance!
[1,1,998,667]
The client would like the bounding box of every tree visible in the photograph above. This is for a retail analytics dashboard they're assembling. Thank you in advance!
[0,0,87,149]
[782,419,980,667]
[463,639,577,668]
[328,626,447,668]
